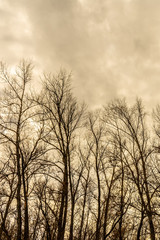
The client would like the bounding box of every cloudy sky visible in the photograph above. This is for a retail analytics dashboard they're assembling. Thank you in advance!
[1,0,160,109]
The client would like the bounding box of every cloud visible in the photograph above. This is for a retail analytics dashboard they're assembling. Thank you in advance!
[1,0,160,109]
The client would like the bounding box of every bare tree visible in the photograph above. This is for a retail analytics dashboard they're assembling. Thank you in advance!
[2,61,160,240]
[35,70,85,240]
[86,111,106,240]
[104,98,156,240]
[0,61,47,240]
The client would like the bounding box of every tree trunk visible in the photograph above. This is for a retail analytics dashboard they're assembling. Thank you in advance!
[103,188,111,240]
[69,198,75,240]
[16,144,22,240]
[57,161,68,240]
[148,212,155,240]
[137,210,144,240]
[22,162,29,240]
[79,181,88,240]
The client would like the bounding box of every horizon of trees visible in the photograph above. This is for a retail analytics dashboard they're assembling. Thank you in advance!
[0,61,160,240]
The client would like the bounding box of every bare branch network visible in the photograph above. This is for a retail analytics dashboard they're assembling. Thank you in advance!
[0,61,159,240]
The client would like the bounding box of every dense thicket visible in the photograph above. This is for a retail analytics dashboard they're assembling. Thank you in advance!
[0,61,160,240]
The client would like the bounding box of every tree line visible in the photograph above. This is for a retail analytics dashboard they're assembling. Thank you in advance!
[0,61,160,240]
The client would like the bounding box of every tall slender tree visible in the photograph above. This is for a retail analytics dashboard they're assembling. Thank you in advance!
[35,70,85,240]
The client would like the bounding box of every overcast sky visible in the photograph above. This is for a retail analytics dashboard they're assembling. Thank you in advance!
[1,0,160,109]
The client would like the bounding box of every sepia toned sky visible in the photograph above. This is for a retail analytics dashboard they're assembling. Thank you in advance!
[1,0,160,109]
